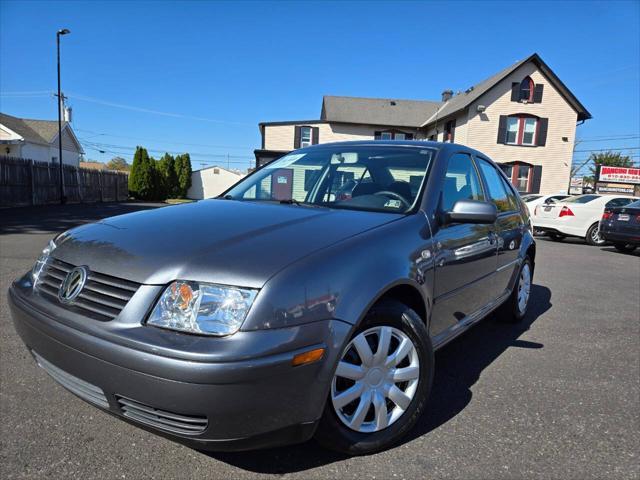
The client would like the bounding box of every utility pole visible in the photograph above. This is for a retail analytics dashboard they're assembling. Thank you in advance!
[56,28,71,204]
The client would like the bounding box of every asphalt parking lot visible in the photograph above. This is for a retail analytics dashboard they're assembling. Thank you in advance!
[1,203,638,479]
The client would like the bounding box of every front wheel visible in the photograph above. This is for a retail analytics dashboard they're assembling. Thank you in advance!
[614,243,637,253]
[586,223,606,246]
[315,300,433,455]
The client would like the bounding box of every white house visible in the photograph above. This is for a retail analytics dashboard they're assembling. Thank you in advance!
[187,165,245,200]
[0,112,84,167]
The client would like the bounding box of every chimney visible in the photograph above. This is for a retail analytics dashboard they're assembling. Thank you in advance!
[441,90,453,102]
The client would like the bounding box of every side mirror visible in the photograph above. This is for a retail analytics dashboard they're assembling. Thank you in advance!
[444,199,498,225]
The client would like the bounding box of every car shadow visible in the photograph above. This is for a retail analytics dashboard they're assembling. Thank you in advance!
[600,246,640,257]
[206,284,552,474]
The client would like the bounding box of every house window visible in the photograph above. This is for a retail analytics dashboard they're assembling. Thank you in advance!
[375,130,413,140]
[501,161,533,193]
[505,115,538,146]
[522,118,536,145]
[506,117,519,144]
[515,164,530,191]
[519,76,534,102]
[300,126,312,147]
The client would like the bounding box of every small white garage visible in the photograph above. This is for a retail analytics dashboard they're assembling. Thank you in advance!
[187,166,245,200]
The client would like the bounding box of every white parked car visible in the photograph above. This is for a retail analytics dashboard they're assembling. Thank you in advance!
[533,194,639,245]
[521,193,571,216]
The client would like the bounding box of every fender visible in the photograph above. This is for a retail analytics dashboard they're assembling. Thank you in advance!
[242,214,435,332]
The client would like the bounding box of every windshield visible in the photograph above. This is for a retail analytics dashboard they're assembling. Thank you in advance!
[563,194,600,204]
[224,145,435,213]
[627,199,640,208]
[521,195,542,202]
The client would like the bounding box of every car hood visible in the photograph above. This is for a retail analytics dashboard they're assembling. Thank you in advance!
[52,200,401,288]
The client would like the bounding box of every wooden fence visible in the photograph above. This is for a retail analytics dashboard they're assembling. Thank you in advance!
[0,156,129,207]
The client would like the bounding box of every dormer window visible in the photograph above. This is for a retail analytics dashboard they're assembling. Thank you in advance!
[519,77,534,102]
[511,77,543,103]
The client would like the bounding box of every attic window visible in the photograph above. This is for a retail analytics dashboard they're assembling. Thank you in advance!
[519,77,534,102]
[214,168,220,174]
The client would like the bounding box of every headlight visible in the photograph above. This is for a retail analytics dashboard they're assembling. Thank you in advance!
[147,281,258,336]
[32,239,56,287]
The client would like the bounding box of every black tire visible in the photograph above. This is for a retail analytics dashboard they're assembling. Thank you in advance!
[314,300,434,455]
[614,243,637,253]
[499,256,533,323]
[585,223,606,246]
[548,232,566,241]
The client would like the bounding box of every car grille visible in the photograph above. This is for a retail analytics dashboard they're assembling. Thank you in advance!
[37,258,140,321]
[33,351,109,409]
[116,396,208,435]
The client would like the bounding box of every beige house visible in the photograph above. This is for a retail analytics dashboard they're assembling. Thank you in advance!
[187,165,245,200]
[0,112,83,167]
[255,53,591,195]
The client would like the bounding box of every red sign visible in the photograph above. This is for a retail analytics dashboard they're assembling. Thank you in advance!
[598,166,640,184]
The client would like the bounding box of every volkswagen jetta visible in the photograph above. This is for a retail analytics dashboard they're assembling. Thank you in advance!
[9,141,535,455]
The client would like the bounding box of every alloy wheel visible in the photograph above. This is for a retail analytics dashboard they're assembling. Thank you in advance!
[517,263,531,315]
[590,225,605,245]
[331,326,420,433]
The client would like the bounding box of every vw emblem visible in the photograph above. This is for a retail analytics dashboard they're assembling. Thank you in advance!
[58,266,88,303]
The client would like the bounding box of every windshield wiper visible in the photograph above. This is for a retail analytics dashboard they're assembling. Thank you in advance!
[279,199,301,206]
[279,199,324,208]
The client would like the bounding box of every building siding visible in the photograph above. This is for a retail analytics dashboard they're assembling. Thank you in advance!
[264,122,423,151]
[187,167,244,199]
[463,63,577,194]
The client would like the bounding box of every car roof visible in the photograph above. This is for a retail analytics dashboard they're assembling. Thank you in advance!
[300,140,492,160]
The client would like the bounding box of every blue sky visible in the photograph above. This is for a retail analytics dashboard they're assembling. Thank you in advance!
[1,0,639,172]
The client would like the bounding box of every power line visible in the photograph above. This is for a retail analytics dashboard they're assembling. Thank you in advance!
[67,93,254,127]
[75,128,254,151]
[573,146,640,153]
[80,140,254,160]
[576,135,640,143]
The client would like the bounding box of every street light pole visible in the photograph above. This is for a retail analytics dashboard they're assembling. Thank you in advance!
[56,28,70,204]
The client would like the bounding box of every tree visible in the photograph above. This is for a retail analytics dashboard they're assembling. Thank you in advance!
[157,153,178,198]
[106,156,130,172]
[128,147,157,200]
[175,153,192,198]
[589,151,633,177]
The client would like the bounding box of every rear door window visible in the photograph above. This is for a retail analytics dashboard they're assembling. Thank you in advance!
[477,159,516,213]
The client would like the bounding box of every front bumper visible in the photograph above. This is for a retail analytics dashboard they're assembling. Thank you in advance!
[8,284,351,451]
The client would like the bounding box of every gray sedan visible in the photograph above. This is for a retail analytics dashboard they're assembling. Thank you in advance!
[9,141,535,455]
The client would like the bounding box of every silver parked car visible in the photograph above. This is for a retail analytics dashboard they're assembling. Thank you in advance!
[9,141,535,455]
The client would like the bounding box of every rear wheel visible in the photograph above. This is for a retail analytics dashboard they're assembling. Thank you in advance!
[586,223,606,246]
[315,300,433,455]
[614,243,637,253]
[499,257,533,323]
